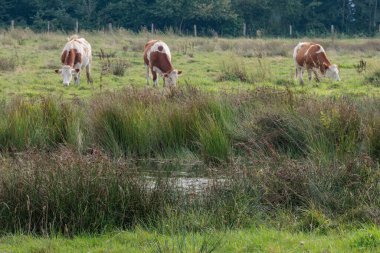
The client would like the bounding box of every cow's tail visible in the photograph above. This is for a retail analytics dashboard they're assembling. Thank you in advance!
[293,42,302,61]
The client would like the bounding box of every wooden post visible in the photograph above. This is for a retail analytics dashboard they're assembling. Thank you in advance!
[11,20,14,31]
[108,23,112,32]
[289,25,293,37]
[331,25,335,42]
[151,23,154,34]
[194,25,197,37]
[48,21,50,33]
[243,22,246,37]
[75,20,79,33]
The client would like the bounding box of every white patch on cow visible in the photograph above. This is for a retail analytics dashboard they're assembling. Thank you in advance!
[59,65,77,86]
[315,45,325,54]
[164,70,182,87]
[326,64,340,81]
[147,41,171,63]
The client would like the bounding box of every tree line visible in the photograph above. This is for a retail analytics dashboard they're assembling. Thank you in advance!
[0,0,378,36]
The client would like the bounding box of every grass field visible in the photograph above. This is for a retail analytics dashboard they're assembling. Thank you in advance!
[0,29,380,99]
[0,29,380,252]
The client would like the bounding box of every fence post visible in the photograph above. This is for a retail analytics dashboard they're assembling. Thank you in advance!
[75,20,79,33]
[194,25,197,37]
[331,25,335,42]
[289,25,293,37]
[11,20,14,31]
[243,22,246,37]
[151,23,154,34]
[48,21,50,33]
[108,23,113,32]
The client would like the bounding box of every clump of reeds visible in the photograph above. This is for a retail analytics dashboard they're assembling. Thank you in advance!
[218,58,272,83]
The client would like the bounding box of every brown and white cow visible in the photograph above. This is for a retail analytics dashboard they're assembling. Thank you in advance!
[144,40,182,87]
[293,42,340,84]
[55,35,92,86]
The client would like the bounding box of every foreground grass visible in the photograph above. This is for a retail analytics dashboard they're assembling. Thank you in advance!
[1,226,380,252]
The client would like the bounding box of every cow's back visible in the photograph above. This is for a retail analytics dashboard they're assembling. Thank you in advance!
[144,40,172,65]
[64,38,91,57]
[294,42,329,68]
[62,37,91,67]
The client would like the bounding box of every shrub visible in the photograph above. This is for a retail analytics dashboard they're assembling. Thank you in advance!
[111,59,130,76]
[218,59,251,82]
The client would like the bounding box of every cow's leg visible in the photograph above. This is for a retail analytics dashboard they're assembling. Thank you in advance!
[298,68,305,85]
[75,72,80,85]
[151,68,158,87]
[86,64,93,84]
[307,69,313,81]
[145,65,150,85]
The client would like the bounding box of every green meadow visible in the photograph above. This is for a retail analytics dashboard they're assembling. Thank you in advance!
[0,29,380,252]
[0,29,380,98]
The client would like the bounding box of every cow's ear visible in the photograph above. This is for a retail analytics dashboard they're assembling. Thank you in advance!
[323,63,329,69]
[177,70,182,76]
[163,73,169,78]
[75,69,80,73]
[55,69,62,74]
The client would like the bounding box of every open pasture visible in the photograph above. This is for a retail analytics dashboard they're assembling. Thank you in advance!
[0,29,380,251]
[0,29,380,98]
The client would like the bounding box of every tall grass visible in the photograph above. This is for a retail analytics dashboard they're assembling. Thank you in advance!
[0,87,378,163]
[0,88,379,235]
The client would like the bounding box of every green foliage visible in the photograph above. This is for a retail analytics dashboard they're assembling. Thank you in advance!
[1,0,379,36]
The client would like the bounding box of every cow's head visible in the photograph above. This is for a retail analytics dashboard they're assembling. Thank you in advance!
[55,65,80,86]
[163,70,182,87]
[325,64,340,81]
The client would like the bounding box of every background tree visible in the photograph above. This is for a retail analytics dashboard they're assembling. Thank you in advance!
[0,0,377,36]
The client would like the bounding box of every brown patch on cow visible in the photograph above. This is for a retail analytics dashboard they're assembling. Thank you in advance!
[295,43,331,74]
[158,45,164,52]
[61,49,82,67]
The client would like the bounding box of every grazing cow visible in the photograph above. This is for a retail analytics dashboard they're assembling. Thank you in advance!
[293,42,340,84]
[144,40,182,87]
[55,35,92,86]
